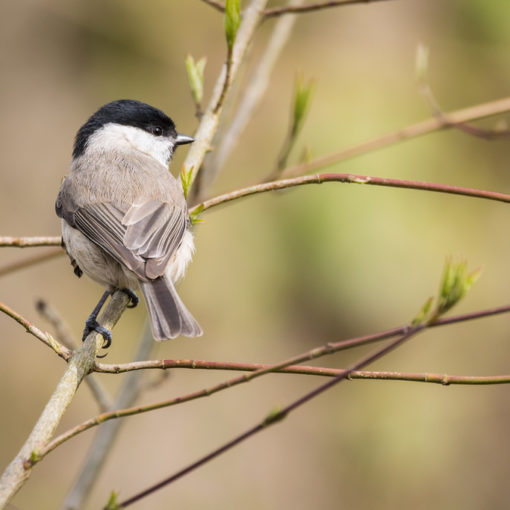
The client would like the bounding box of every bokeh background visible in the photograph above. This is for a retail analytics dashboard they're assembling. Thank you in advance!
[2,1,510,508]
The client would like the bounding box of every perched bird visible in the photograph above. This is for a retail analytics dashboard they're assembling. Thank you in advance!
[56,99,202,346]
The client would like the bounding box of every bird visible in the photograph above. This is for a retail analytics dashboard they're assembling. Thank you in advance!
[55,99,202,347]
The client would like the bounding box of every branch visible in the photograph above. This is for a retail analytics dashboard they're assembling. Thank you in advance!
[98,358,510,385]
[36,299,113,413]
[60,323,154,510]
[200,0,225,12]
[117,326,422,507]
[202,0,304,190]
[0,300,71,360]
[281,96,510,176]
[264,0,391,18]
[184,0,269,188]
[191,172,510,217]
[0,291,129,508]
[0,236,61,247]
[0,249,63,277]
[33,303,510,463]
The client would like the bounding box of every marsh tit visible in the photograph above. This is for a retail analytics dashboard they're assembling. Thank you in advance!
[56,99,202,345]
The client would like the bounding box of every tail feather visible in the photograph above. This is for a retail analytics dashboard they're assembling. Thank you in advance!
[141,276,202,340]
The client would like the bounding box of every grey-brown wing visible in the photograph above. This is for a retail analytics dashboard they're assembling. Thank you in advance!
[58,195,186,281]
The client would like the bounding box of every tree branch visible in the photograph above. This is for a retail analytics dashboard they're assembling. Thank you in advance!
[0,300,71,360]
[0,291,129,508]
[264,0,391,18]
[32,303,510,464]
[184,0,269,191]
[0,249,63,278]
[203,0,305,190]
[190,172,510,218]
[281,96,510,177]
[0,236,61,247]
[117,325,422,507]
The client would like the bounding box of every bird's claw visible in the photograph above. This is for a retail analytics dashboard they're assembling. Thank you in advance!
[121,288,139,309]
[82,319,112,349]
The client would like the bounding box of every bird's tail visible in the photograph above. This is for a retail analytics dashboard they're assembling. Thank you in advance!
[141,276,202,340]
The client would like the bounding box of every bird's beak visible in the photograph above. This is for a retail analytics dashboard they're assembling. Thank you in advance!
[175,133,195,145]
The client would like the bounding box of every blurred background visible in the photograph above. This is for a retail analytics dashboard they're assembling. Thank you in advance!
[1,0,510,508]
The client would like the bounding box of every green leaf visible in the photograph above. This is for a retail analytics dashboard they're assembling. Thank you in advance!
[190,203,204,225]
[291,73,315,138]
[105,491,120,510]
[412,296,434,326]
[180,165,194,200]
[431,257,482,321]
[224,0,241,51]
[185,54,207,106]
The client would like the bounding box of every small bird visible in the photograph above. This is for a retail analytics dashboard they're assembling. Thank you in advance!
[56,99,202,346]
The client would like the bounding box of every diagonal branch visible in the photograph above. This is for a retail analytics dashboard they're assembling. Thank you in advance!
[191,172,510,217]
[0,291,130,508]
[31,303,510,464]
[264,0,391,18]
[281,96,510,177]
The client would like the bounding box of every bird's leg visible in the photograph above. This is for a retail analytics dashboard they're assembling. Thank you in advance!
[120,288,139,309]
[82,290,113,348]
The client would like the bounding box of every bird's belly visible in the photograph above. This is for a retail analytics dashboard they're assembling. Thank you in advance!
[62,221,136,290]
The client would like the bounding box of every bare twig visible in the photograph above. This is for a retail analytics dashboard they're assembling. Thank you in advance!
[117,326,422,507]
[0,236,61,247]
[184,0,269,190]
[0,300,71,360]
[60,323,154,510]
[204,0,305,188]
[0,249,63,278]
[36,299,113,413]
[264,0,391,18]
[0,291,130,508]
[200,0,225,12]
[190,172,510,219]
[33,303,510,463]
[281,96,510,177]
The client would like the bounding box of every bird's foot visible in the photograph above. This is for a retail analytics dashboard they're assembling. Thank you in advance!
[82,318,112,349]
[121,288,139,309]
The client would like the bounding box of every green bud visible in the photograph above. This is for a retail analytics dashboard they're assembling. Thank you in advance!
[292,73,315,138]
[105,491,120,510]
[224,0,241,51]
[180,165,194,200]
[185,54,207,106]
[190,203,204,225]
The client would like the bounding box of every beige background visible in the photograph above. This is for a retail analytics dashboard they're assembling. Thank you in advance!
[1,1,510,508]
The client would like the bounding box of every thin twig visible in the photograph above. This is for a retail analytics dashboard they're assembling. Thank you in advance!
[117,326,422,507]
[200,0,225,12]
[0,300,71,360]
[0,249,63,278]
[190,172,510,218]
[0,236,61,247]
[60,323,154,510]
[264,0,391,18]
[36,299,113,413]
[184,0,269,189]
[34,303,510,463]
[204,0,304,189]
[281,96,510,177]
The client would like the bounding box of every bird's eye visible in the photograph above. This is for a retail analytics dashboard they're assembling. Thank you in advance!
[151,126,163,136]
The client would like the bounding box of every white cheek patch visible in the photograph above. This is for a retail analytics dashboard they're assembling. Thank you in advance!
[88,124,174,167]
